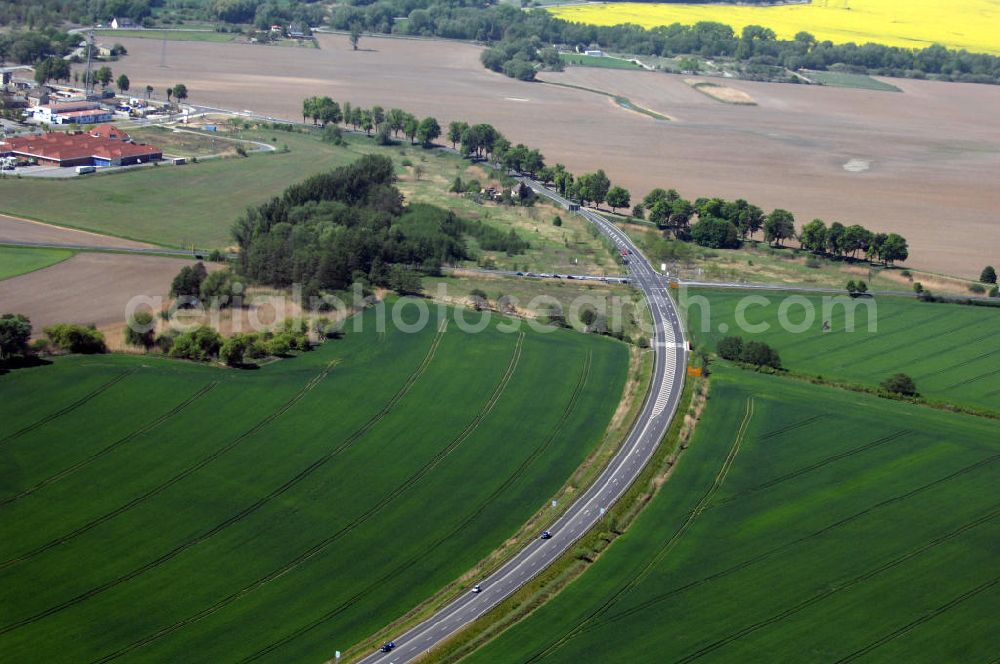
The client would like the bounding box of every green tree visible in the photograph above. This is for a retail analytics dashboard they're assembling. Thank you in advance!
[880,233,909,265]
[980,265,997,284]
[764,209,795,246]
[403,114,419,144]
[799,218,827,253]
[740,340,781,369]
[388,264,423,295]
[0,313,32,360]
[171,83,188,104]
[350,23,362,50]
[447,121,468,149]
[387,108,407,137]
[219,334,248,366]
[95,65,113,88]
[170,262,208,301]
[124,311,155,349]
[606,186,630,213]
[416,116,441,146]
[881,373,917,396]
[116,73,130,92]
[145,84,153,99]
[691,217,739,249]
[716,335,744,361]
[44,324,106,354]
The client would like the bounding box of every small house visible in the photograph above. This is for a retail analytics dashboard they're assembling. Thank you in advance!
[110,17,136,30]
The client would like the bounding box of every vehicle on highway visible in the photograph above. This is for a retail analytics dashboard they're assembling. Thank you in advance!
[472,584,482,593]
[379,641,396,652]
[540,530,552,540]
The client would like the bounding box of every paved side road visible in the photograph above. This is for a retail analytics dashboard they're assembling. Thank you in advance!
[357,179,688,664]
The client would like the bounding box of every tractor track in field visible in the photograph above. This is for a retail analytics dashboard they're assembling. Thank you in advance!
[772,307,912,354]
[920,346,1000,378]
[853,322,999,370]
[832,576,999,663]
[705,430,912,511]
[241,347,593,662]
[593,454,1000,630]
[756,414,826,441]
[88,328,532,663]
[821,309,959,370]
[945,367,1000,390]
[1,325,450,635]
[671,506,1000,664]
[0,382,219,508]
[0,370,135,446]
[524,397,755,663]
[0,360,337,580]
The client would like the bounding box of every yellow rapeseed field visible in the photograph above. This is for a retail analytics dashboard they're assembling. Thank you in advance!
[548,0,1000,55]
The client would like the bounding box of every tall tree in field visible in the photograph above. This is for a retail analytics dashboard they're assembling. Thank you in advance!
[416,116,441,147]
[826,221,846,256]
[583,170,611,209]
[172,83,188,104]
[799,218,827,253]
[349,23,361,50]
[764,208,795,246]
[116,73,129,92]
[980,265,997,284]
[95,65,113,88]
[606,186,630,213]
[0,313,31,361]
[880,233,909,265]
[370,105,385,130]
[387,108,407,137]
[403,114,419,144]
[447,121,468,149]
[145,84,153,99]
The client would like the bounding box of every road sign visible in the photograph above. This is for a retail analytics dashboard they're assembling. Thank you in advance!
[551,500,557,508]
[335,651,341,660]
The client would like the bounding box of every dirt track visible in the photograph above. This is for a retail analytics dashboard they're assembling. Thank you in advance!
[0,214,154,249]
[0,252,199,331]
[103,34,1000,277]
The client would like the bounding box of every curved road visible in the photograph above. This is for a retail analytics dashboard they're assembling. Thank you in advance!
[359,179,687,663]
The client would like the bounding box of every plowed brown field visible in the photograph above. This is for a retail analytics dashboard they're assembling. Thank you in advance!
[99,34,1000,277]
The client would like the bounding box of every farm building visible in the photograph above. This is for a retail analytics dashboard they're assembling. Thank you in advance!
[110,17,136,29]
[30,101,113,125]
[0,129,161,167]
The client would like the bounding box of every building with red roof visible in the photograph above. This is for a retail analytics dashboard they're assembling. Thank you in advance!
[0,130,161,168]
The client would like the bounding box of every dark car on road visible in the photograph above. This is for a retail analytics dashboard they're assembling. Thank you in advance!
[540,530,552,540]
[380,641,396,652]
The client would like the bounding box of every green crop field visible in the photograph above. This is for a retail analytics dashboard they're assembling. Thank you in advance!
[0,130,355,249]
[467,366,999,663]
[0,246,74,280]
[0,302,628,662]
[682,289,1000,412]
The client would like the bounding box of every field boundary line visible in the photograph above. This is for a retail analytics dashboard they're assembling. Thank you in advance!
[0,369,135,446]
[524,396,754,663]
[595,454,1000,628]
[833,576,999,663]
[0,382,220,507]
[672,505,1000,663]
[0,360,338,578]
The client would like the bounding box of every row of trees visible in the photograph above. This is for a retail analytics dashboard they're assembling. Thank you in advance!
[301,97,440,146]
[799,219,909,265]
[0,313,107,362]
[329,1,1000,85]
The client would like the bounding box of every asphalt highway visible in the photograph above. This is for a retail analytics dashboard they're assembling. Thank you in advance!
[357,178,688,664]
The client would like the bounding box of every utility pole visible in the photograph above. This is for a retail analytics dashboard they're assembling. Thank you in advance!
[83,30,95,97]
